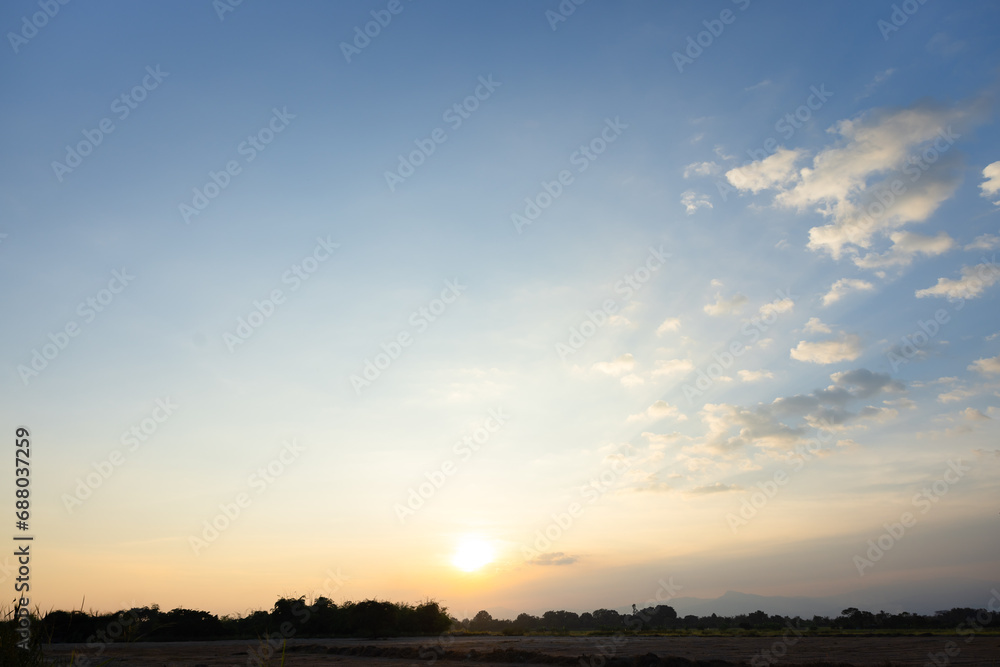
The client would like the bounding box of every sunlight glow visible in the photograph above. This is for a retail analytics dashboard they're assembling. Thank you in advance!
[451,536,495,572]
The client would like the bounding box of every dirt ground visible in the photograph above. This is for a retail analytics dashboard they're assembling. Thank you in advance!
[42,634,1000,667]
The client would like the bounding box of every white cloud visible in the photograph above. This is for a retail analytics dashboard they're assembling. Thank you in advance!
[854,231,954,269]
[681,190,713,214]
[683,161,721,178]
[725,147,805,193]
[656,317,681,335]
[915,262,1000,299]
[704,292,747,316]
[961,407,990,421]
[803,317,832,334]
[964,233,1000,251]
[745,79,772,92]
[608,314,634,327]
[738,369,774,382]
[652,358,694,377]
[981,161,1000,204]
[727,103,974,259]
[790,333,863,364]
[758,297,794,318]
[968,354,1000,376]
[938,387,977,403]
[627,400,687,423]
[857,68,895,100]
[592,353,635,377]
[822,278,874,306]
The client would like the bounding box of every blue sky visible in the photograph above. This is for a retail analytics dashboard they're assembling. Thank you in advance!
[1,0,999,618]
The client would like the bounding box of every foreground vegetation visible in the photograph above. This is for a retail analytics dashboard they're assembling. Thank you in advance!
[1,597,996,658]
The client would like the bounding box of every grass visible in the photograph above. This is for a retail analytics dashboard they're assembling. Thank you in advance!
[1,603,45,666]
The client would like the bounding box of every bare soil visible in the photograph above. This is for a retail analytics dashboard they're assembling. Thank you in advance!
[42,634,1000,667]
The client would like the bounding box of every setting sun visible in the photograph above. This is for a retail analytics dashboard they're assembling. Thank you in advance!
[451,536,495,572]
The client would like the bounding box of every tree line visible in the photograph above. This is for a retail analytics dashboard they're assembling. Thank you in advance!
[11,598,999,645]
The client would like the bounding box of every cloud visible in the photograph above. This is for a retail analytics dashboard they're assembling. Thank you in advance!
[528,552,578,566]
[681,190,713,214]
[853,231,954,270]
[642,431,687,448]
[738,369,774,382]
[822,278,874,306]
[964,233,1000,251]
[961,407,990,421]
[926,32,967,57]
[688,482,740,495]
[938,387,977,403]
[683,161,721,178]
[968,354,1000,375]
[883,397,916,410]
[915,261,1000,299]
[745,79,772,92]
[728,102,977,259]
[704,292,748,316]
[631,473,673,493]
[652,358,694,377]
[627,400,687,423]
[656,317,681,335]
[758,297,794,318]
[829,368,905,397]
[980,161,1000,204]
[857,68,895,100]
[592,353,635,376]
[790,333,863,364]
[725,147,805,193]
[803,317,832,334]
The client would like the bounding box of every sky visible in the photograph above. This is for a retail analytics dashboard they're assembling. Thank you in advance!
[1,0,999,620]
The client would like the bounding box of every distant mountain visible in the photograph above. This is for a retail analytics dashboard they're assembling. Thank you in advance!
[643,578,1000,618]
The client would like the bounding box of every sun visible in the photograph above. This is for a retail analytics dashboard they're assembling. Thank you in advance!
[451,536,495,572]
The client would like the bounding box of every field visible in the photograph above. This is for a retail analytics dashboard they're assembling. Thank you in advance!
[41,634,1000,667]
